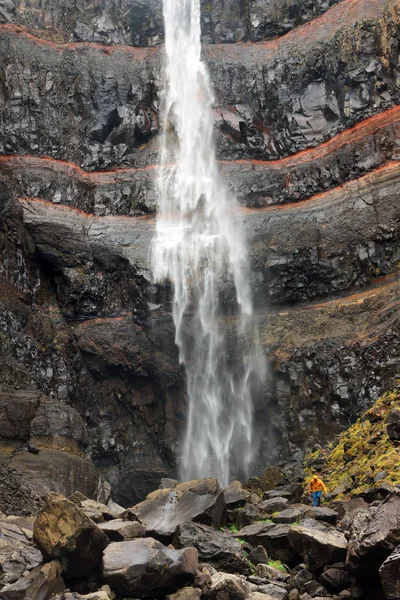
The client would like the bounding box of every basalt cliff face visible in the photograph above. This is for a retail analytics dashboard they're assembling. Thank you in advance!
[1,0,400,506]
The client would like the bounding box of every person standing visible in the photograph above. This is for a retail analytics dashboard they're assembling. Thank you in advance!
[308,474,328,506]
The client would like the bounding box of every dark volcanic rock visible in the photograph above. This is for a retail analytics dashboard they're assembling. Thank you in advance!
[131,479,226,543]
[98,519,146,541]
[387,409,400,441]
[346,492,400,579]
[289,520,348,572]
[379,545,400,600]
[174,522,250,575]
[1,0,343,45]
[102,537,198,598]
[33,494,108,578]
[319,567,350,592]
[0,560,65,600]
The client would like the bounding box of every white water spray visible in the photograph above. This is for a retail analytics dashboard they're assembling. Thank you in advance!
[152,0,264,486]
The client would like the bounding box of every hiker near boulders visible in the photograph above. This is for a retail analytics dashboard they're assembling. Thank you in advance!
[308,474,328,506]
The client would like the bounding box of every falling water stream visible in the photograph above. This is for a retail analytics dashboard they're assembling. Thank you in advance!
[152,0,264,487]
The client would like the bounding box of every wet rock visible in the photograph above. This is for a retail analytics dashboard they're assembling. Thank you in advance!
[236,505,265,529]
[260,498,289,514]
[257,582,288,600]
[33,494,108,578]
[131,478,226,543]
[166,587,202,600]
[379,545,400,599]
[304,507,338,525]
[255,563,290,583]
[273,506,308,524]
[98,519,146,541]
[203,572,251,600]
[387,409,400,441]
[319,568,350,592]
[289,520,348,572]
[224,481,250,507]
[0,560,65,600]
[174,522,249,575]
[69,498,116,523]
[346,492,400,578]
[0,538,43,586]
[102,537,198,598]
[248,546,269,566]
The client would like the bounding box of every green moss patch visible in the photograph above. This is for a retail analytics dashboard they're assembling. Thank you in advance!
[305,388,400,499]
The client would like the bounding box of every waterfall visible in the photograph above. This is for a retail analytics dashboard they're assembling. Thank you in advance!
[152,0,264,487]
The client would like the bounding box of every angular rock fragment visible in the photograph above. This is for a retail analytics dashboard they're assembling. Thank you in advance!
[273,506,308,524]
[102,537,198,598]
[224,481,250,507]
[174,522,249,574]
[289,520,347,571]
[0,560,65,600]
[0,538,43,587]
[346,492,400,577]
[203,572,252,600]
[260,498,289,514]
[379,545,400,599]
[131,478,226,542]
[319,567,350,592]
[33,494,108,578]
[248,545,269,566]
[98,519,146,541]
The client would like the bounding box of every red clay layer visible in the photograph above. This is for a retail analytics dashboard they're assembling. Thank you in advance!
[0,0,390,61]
[2,106,400,182]
[0,23,155,58]
[240,161,400,215]
[17,159,400,222]
[71,272,400,326]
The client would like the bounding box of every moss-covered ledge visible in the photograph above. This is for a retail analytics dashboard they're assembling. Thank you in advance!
[305,384,400,499]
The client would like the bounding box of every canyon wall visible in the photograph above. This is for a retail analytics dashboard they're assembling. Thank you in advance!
[1,0,400,504]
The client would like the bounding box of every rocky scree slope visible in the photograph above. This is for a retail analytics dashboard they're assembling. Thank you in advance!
[1,470,400,599]
[1,0,400,503]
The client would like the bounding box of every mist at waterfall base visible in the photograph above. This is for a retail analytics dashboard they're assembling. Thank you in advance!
[151,0,266,488]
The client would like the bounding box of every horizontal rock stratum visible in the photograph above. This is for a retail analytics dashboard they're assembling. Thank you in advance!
[1,0,400,502]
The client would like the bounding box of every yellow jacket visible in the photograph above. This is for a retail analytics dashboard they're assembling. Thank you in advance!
[308,477,328,493]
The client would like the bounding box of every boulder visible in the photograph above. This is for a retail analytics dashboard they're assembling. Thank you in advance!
[379,545,400,599]
[273,507,308,524]
[304,507,338,525]
[234,522,274,547]
[174,522,250,575]
[4,516,35,541]
[319,567,350,592]
[0,560,65,600]
[260,498,289,514]
[203,572,253,600]
[346,492,400,578]
[73,499,116,523]
[255,563,289,583]
[224,481,250,507]
[33,494,108,578]
[236,505,266,529]
[98,519,146,541]
[387,409,400,441]
[130,478,226,542]
[0,538,43,586]
[292,567,315,593]
[248,546,269,566]
[166,587,202,600]
[236,523,298,567]
[0,519,30,544]
[102,537,198,598]
[289,520,348,572]
[257,583,288,600]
